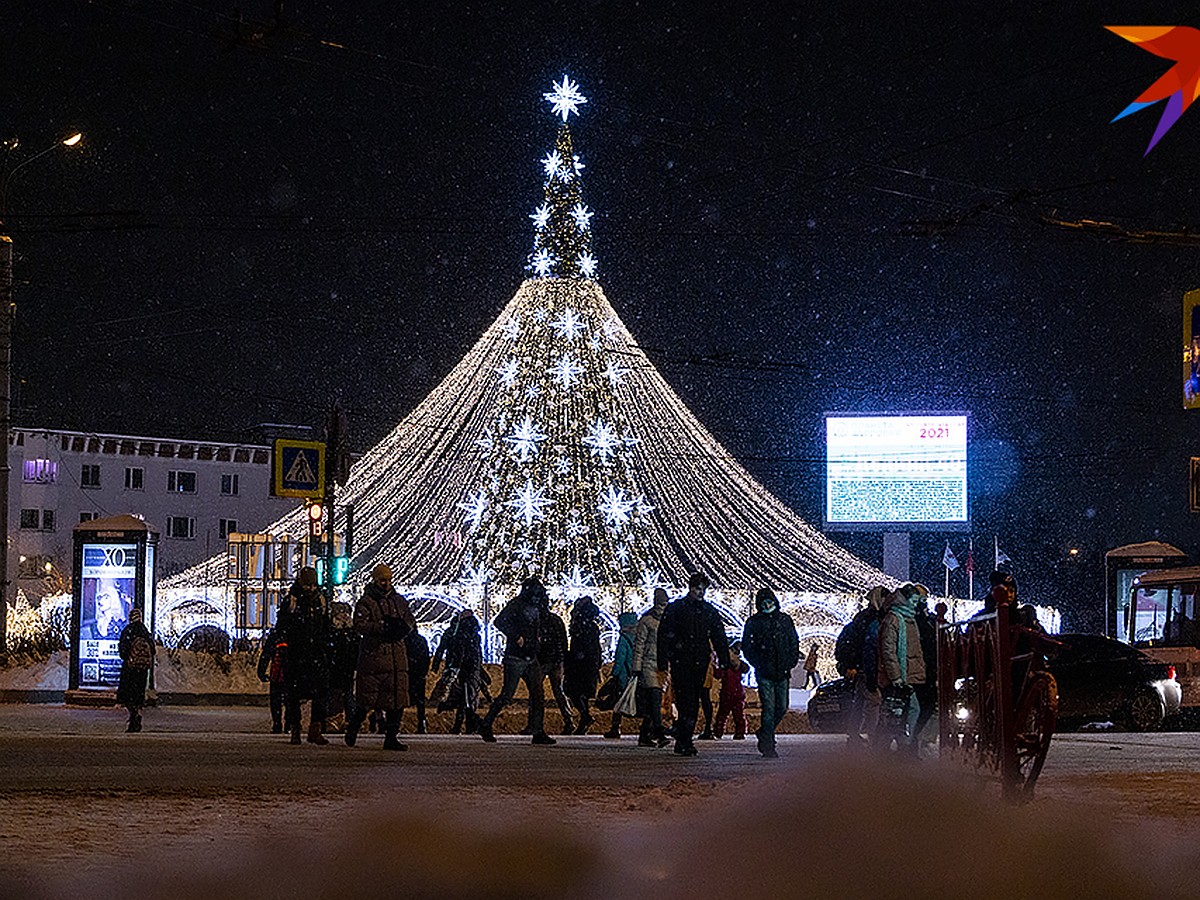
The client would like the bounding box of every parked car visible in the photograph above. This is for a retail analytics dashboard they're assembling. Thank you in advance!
[1047,632,1181,731]
[805,632,1182,734]
[806,677,854,733]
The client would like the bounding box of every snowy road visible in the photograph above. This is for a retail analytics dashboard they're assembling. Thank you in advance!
[4,705,1200,899]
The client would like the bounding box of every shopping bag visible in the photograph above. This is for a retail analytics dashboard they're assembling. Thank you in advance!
[615,677,639,717]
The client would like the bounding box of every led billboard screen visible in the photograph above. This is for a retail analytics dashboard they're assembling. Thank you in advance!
[825,414,968,529]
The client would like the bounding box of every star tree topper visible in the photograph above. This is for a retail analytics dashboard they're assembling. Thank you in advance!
[544,75,587,121]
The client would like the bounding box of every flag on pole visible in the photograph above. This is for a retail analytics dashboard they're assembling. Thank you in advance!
[965,538,975,575]
[943,541,960,571]
[995,536,1012,568]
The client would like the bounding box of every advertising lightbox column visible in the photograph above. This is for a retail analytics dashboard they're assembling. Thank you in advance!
[69,515,159,692]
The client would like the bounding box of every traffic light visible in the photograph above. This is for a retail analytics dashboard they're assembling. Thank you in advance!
[307,501,324,539]
[314,555,350,586]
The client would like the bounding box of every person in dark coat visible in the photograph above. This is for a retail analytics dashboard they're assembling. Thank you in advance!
[479,576,556,745]
[742,587,800,758]
[279,566,332,746]
[405,627,431,734]
[345,564,417,751]
[657,572,731,756]
[835,586,888,747]
[256,626,290,734]
[537,602,575,735]
[116,608,153,733]
[432,608,487,734]
[564,595,603,735]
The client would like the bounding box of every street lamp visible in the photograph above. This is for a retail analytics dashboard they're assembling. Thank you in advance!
[0,131,84,659]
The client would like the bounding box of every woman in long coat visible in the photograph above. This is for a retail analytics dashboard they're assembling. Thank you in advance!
[346,564,416,751]
[564,596,602,735]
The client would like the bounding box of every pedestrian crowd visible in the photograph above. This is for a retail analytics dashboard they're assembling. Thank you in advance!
[114,568,829,759]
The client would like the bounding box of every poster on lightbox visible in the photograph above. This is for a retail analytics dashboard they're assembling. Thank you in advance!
[77,543,137,688]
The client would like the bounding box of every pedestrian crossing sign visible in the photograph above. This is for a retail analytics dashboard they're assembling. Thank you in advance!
[273,439,326,499]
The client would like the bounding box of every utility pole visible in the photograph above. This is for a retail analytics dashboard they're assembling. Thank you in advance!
[0,235,11,660]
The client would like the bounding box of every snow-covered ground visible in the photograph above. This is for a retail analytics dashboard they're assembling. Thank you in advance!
[0,706,1198,899]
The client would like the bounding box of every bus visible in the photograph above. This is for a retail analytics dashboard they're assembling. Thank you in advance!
[1128,566,1200,708]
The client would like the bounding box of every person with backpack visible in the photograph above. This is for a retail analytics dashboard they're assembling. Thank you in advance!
[116,608,154,733]
[835,585,889,747]
[742,587,800,758]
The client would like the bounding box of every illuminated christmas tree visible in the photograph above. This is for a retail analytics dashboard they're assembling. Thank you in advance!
[160,75,887,645]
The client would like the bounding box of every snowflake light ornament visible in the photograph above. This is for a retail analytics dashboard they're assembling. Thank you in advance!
[457,490,489,532]
[494,359,520,388]
[547,353,583,390]
[505,415,548,462]
[541,150,564,179]
[544,75,587,122]
[461,562,492,587]
[570,203,593,231]
[531,248,556,276]
[549,307,587,342]
[603,360,629,387]
[559,565,596,599]
[529,204,551,229]
[577,252,598,278]
[582,419,621,462]
[515,542,536,563]
[506,479,554,527]
[598,485,634,529]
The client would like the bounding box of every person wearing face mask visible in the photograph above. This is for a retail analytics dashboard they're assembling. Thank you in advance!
[742,587,800,759]
[632,588,671,748]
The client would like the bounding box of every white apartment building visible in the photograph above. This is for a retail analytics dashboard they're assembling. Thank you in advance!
[10,428,299,597]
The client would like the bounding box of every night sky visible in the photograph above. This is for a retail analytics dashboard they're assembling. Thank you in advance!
[7,1,1200,627]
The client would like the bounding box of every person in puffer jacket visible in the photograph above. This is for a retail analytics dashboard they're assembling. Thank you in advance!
[877,583,927,755]
[632,588,670,747]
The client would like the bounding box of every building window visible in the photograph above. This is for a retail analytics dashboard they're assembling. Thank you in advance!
[167,470,197,494]
[166,516,196,539]
[22,459,58,484]
[41,510,55,532]
[219,518,238,539]
[19,509,39,530]
[124,467,144,491]
[221,473,239,496]
[81,463,101,489]
[79,511,98,523]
